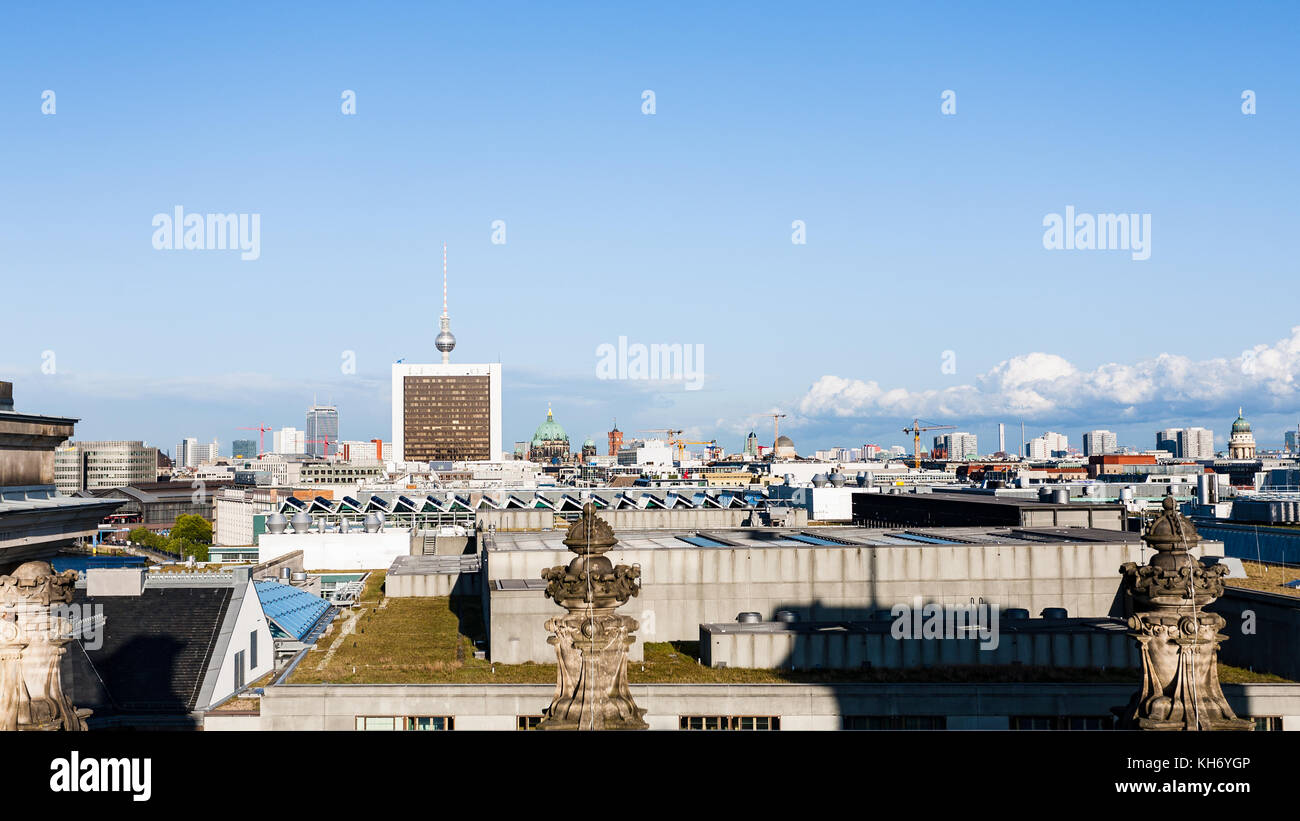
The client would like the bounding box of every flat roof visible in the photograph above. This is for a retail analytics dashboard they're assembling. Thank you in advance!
[486,525,1151,552]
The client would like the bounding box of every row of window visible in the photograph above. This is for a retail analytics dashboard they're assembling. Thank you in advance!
[355,714,1287,731]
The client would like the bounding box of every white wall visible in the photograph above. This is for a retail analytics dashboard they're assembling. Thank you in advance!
[259,529,412,570]
[207,579,275,707]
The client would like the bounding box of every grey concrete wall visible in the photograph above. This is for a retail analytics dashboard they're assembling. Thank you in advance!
[700,626,1138,670]
[484,540,1221,663]
[223,681,1300,732]
[1211,588,1300,681]
[1020,507,1123,530]
[386,572,480,598]
[488,589,644,664]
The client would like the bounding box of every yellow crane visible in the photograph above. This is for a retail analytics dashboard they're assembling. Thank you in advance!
[638,429,683,450]
[676,440,721,460]
[901,418,956,469]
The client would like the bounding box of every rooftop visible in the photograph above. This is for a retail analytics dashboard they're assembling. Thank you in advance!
[285,574,1285,686]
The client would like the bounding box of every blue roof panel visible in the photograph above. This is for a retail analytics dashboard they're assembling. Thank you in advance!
[254,580,332,641]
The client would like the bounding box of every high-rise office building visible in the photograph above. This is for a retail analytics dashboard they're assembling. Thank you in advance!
[1026,431,1068,459]
[998,423,1006,455]
[175,437,197,468]
[1082,430,1118,456]
[305,404,339,457]
[232,438,258,460]
[391,245,503,463]
[937,432,978,460]
[1156,429,1181,455]
[1286,429,1300,453]
[1176,427,1215,459]
[54,440,158,494]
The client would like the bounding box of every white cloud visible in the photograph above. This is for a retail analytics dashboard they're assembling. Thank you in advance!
[798,326,1300,423]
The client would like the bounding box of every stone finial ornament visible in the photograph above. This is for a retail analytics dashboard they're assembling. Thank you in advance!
[0,561,90,731]
[537,501,647,730]
[1117,496,1252,731]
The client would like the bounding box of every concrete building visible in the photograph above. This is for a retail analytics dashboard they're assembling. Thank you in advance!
[274,426,306,455]
[392,362,502,463]
[214,680,1300,732]
[93,480,229,532]
[936,432,977,461]
[851,489,1125,530]
[1025,432,1068,459]
[1177,427,1215,459]
[0,381,126,565]
[477,522,1206,665]
[1081,430,1117,457]
[54,440,158,494]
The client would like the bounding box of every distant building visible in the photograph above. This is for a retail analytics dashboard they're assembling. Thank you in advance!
[391,248,502,463]
[1177,427,1215,459]
[1156,429,1181,455]
[1286,430,1300,453]
[339,439,389,463]
[1026,432,1068,459]
[176,438,219,466]
[528,407,571,463]
[744,432,759,459]
[232,439,258,460]
[1082,430,1118,457]
[54,440,158,494]
[1227,410,1257,459]
[937,432,978,460]
[305,404,339,458]
[274,427,306,455]
[608,421,624,457]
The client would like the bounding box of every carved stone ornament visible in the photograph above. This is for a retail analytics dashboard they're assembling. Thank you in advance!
[1117,497,1252,731]
[537,502,648,730]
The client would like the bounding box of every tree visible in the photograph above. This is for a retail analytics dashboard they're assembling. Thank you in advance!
[170,514,213,545]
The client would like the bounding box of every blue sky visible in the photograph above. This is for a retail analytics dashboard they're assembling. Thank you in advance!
[2,2,1298,456]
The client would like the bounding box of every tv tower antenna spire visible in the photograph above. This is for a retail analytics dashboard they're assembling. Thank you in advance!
[435,241,457,364]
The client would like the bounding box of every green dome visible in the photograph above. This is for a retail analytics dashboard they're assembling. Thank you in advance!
[532,408,568,443]
[583,438,595,448]
[1232,408,1251,434]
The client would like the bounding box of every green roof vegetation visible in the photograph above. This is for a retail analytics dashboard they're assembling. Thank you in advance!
[286,580,1289,685]
[1225,560,1300,598]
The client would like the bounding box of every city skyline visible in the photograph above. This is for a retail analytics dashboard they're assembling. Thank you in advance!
[3,3,1298,456]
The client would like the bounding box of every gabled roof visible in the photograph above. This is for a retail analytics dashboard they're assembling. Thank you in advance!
[67,587,233,715]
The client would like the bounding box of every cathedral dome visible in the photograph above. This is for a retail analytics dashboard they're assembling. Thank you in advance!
[532,408,568,443]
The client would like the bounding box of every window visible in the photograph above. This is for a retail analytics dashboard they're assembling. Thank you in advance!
[233,650,245,689]
[1254,717,1281,731]
[842,716,947,730]
[355,716,453,731]
[249,630,258,669]
[1011,716,1113,730]
[517,715,544,731]
[679,715,780,731]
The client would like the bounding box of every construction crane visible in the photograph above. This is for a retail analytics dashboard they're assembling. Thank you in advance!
[638,429,683,450]
[238,424,273,457]
[768,413,788,456]
[901,418,957,469]
[676,440,721,461]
